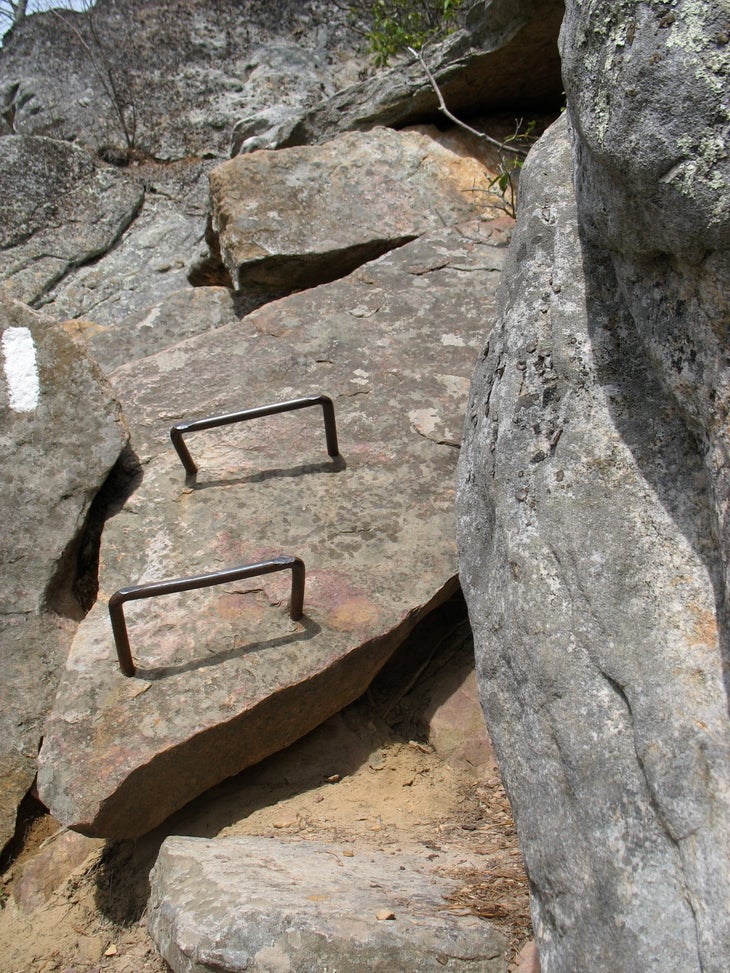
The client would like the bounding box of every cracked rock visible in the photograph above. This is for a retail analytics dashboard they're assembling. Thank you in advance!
[0,136,144,305]
[0,291,127,852]
[37,219,508,839]
[208,126,504,293]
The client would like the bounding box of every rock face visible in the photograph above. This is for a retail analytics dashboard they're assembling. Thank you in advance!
[457,2,730,969]
[0,136,143,304]
[0,0,564,161]
[41,159,212,329]
[0,292,127,852]
[228,40,358,155]
[0,0,364,160]
[209,126,502,292]
[285,0,565,146]
[560,0,730,257]
[37,218,510,839]
[148,836,507,973]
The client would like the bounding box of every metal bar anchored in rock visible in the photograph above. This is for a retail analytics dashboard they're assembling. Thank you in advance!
[109,556,306,677]
[170,394,340,476]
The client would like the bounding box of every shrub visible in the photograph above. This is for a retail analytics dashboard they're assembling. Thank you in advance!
[362,0,466,66]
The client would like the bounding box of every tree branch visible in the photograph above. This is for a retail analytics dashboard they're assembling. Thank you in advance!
[407,46,529,157]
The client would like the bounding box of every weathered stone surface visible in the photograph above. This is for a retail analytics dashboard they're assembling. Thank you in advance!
[457,116,730,973]
[229,40,360,155]
[285,0,565,146]
[40,161,211,329]
[0,293,127,614]
[0,1,562,161]
[148,835,507,973]
[37,218,510,838]
[0,136,144,305]
[0,613,74,854]
[62,287,243,374]
[559,0,730,258]
[0,292,127,852]
[13,830,103,914]
[210,126,502,292]
[561,2,730,728]
[0,0,363,160]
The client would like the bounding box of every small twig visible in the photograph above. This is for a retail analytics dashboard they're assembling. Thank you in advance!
[407,46,528,157]
[49,3,136,149]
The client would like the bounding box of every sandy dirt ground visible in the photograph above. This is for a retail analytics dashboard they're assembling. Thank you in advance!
[0,594,532,973]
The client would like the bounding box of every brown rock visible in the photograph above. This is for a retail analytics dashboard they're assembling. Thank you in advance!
[209,127,502,292]
[428,668,497,776]
[13,830,102,913]
[511,941,540,973]
[37,219,508,838]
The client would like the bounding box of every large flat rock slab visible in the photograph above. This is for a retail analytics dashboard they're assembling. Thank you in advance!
[37,219,509,838]
[0,292,127,852]
[209,127,501,291]
[62,287,243,374]
[148,835,507,973]
[0,136,143,304]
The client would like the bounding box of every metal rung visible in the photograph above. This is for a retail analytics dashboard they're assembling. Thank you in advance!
[170,394,340,477]
[109,556,305,677]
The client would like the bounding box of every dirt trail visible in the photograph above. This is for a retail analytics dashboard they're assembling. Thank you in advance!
[0,593,531,973]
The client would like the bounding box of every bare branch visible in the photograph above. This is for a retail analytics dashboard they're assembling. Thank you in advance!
[0,0,28,32]
[407,46,529,157]
[48,3,137,149]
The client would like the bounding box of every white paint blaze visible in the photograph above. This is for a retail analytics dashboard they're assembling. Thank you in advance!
[2,327,40,413]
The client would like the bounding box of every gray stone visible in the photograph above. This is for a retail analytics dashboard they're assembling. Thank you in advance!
[36,219,510,838]
[559,0,730,258]
[285,0,565,146]
[61,287,244,374]
[229,40,360,155]
[0,292,127,615]
[39,162,211,330]
[456,116,730,973]
[147,835,507,973]
[0,613,73,855]
[0,0,364,160]
[561,4,730,695]
[0,136,143,305]
[0,292,127,852]
[209,126,504,292]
